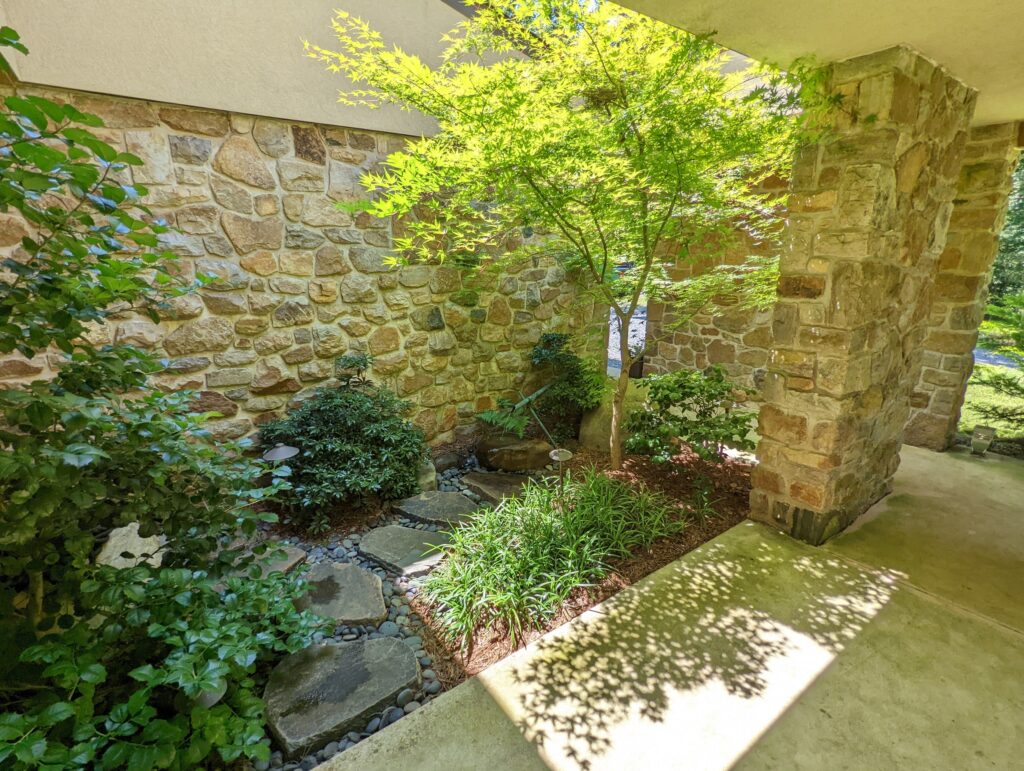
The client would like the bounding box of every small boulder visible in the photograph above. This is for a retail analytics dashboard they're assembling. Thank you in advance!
[462,471,531,505]
[358,526,450,577]
[417,459,438,493]
[96,523,163,568]
[475,436,553,471]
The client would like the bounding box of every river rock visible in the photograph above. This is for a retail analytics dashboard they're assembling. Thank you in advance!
[264,639,420,758]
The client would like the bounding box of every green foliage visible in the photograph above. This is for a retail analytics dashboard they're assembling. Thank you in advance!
[334,351,373,388]
[625,365,757,462]
[308,1,816,461]
[0,30,323,769]
[972,294,1024,434]
[530,333,606,425]
[476,395,535,440]
[423,468,682,645]
[476,334,605,441]
[259,383,426,531]
[964,365,1024,435]
[990,164,1024,299]
[0,33,183,361]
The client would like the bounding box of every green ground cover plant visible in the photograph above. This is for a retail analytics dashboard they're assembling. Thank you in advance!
[423,468,682,646]
[0,29,324,769]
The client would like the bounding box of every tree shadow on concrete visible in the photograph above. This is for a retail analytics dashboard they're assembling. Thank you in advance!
[510,524,903,769]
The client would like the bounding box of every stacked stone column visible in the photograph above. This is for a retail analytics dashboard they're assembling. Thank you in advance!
[904,123,1022,450]
[750,46,976,544]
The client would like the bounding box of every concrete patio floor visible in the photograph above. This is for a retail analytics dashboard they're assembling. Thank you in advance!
[321,445,1024,770]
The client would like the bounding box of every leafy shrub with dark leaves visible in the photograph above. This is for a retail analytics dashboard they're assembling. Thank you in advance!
[259,382,426,530]
[625,365,756,462]
[0,29,325,769]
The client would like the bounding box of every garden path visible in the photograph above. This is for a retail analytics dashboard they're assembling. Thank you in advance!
[316,445,1024,770]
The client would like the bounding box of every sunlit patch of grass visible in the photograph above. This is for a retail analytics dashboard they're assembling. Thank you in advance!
[960,363,1024,438]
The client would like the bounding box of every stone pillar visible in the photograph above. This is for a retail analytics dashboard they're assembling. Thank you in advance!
[750,46,976,545]
[904,123,1021,450]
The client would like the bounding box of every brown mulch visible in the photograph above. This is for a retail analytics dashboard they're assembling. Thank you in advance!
[410,447,753,689]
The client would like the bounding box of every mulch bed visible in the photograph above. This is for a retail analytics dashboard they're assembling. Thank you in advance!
[410,447,752,688]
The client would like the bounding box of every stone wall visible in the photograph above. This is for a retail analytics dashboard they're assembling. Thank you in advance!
[904,122,1021,449]
[643,185,784,396]
[644,242,775,394]
[0,85,587,445]
[749,46,977,544]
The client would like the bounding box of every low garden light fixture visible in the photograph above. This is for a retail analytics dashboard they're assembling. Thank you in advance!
[970,426,996,456]
[550,448,574,496]
[262,443,299,462]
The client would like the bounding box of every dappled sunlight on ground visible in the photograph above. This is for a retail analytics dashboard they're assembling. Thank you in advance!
[505,524,903,769]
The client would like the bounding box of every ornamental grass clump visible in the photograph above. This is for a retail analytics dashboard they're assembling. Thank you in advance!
[422,469,682,646]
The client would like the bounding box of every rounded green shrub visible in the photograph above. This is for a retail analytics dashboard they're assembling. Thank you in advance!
[259,383,426,529]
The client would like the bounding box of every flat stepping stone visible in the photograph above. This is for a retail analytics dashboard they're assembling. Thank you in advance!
[264,639,420,759]
[462,471,532,505]
[261,544,306,576]
[296,562,386,626]
[392,491,479,526]
[358,525,450,577]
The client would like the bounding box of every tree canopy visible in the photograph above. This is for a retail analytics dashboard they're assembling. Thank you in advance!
[308,0,811,466]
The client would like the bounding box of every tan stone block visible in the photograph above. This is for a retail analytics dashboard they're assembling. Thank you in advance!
[239,250,277,277]
[272,300,315,327]
[269,277,305,295]
[125,129,172,184]
[308,280,338,304]
[368,326,401,355]
[339,274,377,303]
[813,231,871,261]
[298,359,333,382]
[115,320,162,348]
[210,174,253,214]
[205,366,254,387]
[790,481,826,510]
[254,194,280,216]
[372,352,408,375]
[278,159,326,192]
[213,136,275,189]
[255,331,292,355]
[253,118,292,158]
[399,265,431,288]
[769,349,816,378]
[201,291,248,315]
[759,405,808,444]
[162,317,234,356]
[221,212,282,254]
[159,106,229,136]
[251,357,301,394]
[279,251,313,276]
